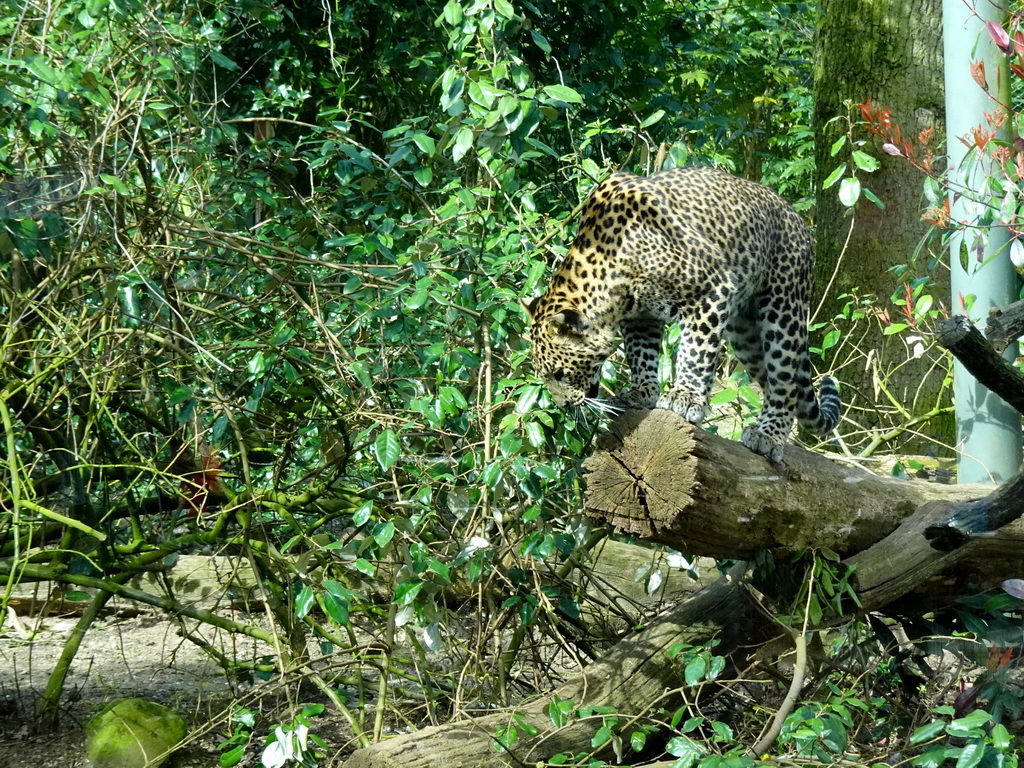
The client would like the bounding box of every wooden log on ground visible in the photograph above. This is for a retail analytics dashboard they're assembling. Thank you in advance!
[584,410,1023,600]
[582,409,989,559]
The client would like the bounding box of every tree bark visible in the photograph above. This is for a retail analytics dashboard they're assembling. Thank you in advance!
[342,413,1024,768]
[985,298,1024,352]
[812,0,951,453]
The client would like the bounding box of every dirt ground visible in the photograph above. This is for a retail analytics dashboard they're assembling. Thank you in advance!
[0,604,244,766]
[0,599,360,767]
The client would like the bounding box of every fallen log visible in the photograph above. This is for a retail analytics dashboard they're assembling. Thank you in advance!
[343,412,1024,768]
[582,410,989,559]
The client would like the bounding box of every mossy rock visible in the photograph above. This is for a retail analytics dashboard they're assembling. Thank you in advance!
[85,697,187,768]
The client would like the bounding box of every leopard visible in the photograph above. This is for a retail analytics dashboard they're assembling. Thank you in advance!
[523,165,841,462]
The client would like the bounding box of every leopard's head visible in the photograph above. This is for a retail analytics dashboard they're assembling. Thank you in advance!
[522,298,617,408]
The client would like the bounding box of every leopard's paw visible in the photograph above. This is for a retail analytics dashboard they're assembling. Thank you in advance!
[656,392,709,424]
[741,426,784,463]
[609,387,658,412]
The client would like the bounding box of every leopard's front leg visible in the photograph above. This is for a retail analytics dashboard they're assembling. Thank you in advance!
[656,306,724,424]
[609,316,664,411]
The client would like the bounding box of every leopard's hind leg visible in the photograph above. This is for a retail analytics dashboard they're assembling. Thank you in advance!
[739,293,808,461]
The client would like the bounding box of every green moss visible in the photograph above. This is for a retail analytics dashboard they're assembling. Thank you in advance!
[85,698,187,768]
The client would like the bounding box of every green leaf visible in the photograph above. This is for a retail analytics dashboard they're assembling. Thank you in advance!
[707,654,725,680]
[494,0,515,17]
[374,429,401,471]
[209,49,239,70]
[947,710,991,738]
[823,164,845,189]
[515,384,541,413]
[542,84,583,104]
[99,173,130,195]
[709,388,738,405]
[220,744,245,766]
[439,385,468,413]
[954,741,986,768]
[630,730,647,752]
[321,589,350,625]
[641,109,666,128]
[991,723,1011,750]
[413,132,436,155]
[406,283,430,310]
[838,177,862,207]
[441,0,462,25]
[684,655,707,686]
[352,500,373,526]
[883,323,909,335]
[913,745,946,768]
[851,150,880,172]
[24,54,71,88]
[494,723,517,752]
[914,294,934,318]
[426,558,451,582]
[547,696,574,728]
[295,584,314,618]
[525,421,544,448]
[666,735,704,768]
[395,578,424,605]
[591,724,613,749]
[452,126,474,162]
[468,78,500,108]
[808,593,823,625]
[862,187,885,209]
[167,385,194,405]
[268,321,295,346]
[710,720,733,742]
[350,361,374,389]
[440,70,465,112]
[374,520,396,548]
[414,166,433,187]
[530,29,551,53]
[829,135,847,157]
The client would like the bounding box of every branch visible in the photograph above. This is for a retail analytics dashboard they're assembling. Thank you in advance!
[936,314,1024,415]
[923,469,1024,550]
[985,298,1024,352]
[0,561,277,645]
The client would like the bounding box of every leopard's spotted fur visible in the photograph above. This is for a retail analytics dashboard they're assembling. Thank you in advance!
[523,166,840,461]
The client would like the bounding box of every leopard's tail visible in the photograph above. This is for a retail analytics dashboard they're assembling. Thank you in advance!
[797,376,841,435]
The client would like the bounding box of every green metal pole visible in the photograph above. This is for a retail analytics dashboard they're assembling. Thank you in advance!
[943,0,1022,483]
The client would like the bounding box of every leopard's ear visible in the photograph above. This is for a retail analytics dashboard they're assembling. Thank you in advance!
[550,309,593,336]
[521,297,540,319]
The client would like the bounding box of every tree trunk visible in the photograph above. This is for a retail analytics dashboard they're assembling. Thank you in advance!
[812,0,951,454]
[342,413,1024,768]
